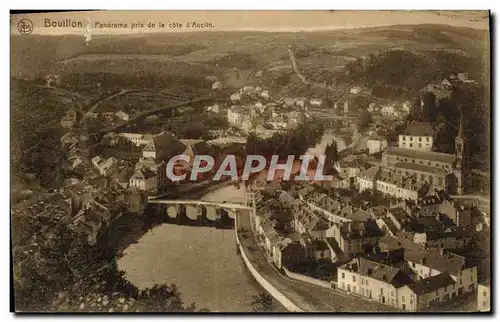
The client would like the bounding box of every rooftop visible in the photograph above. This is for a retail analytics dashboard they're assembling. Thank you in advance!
[408,272,455,295]
[402,122,435,137]
[394,162,448,175]
[359,166,381,181]
[340,220,384,240]
[385,147,455,165]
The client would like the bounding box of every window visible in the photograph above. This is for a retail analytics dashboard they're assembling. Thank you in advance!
[419,137,422,142]
[436,290,439,296]
[426,137,430,142]
[353,276,356,282]
[366,280,369,286]
[410,143,413,148]
[471,275,474,281]
[412,262,416,268]
[484,291,487,296]
[410,137,413,141]
[469,284,475,291]
[444,286,447,292]
[402,296,405,302]
[341,273,345,279]
[412,159,415,163]
[419,143,422,148]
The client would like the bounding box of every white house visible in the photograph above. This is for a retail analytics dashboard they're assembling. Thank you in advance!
[91,156,118,176]
[212,81,223,90]
[366,136,388,155]
[357,166,381,193]
[350,86,362,94]
[381,104,396,116]
[230,93,241,102]
[206,104,220,114]
[115,110,129,121]
[117,133,154,147]
[128,169,158,193]
[260,90,270,99]
[398,121,434,151]
[227,106,244,125]
[309,98,322,107]
[477,283,490,312]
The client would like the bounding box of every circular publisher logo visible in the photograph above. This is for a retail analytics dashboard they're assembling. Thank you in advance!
[17,19,33,35]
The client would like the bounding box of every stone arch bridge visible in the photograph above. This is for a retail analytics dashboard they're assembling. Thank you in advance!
[146,198,255,229]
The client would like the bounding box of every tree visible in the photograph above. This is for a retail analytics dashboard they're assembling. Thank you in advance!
[421,92,437,121]
[324,140,339,172]
[250,292,275,312]
[358,110,373,132]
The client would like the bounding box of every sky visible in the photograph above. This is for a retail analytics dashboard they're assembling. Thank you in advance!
[10,10,490,36]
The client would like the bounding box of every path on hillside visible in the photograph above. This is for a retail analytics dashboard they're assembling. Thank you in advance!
[286,46,386,103]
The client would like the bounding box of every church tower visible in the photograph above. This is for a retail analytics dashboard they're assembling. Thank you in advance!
[454,112,464,195]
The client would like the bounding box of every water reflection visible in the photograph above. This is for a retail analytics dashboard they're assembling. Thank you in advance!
[117,184,261,312]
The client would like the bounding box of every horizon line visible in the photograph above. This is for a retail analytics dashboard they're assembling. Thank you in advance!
[12,22,489,37]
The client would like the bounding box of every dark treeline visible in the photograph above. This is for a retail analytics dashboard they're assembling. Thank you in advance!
[342,50,486,100]
[245,121,325,159]
[60,72,212,93]
[408,85,490,171]
[13,216,205,312]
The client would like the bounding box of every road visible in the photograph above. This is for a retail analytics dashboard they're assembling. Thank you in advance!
[84,89,131,120]
[237,212,397,312]
[286,46,386,104]
[89,93,216,135]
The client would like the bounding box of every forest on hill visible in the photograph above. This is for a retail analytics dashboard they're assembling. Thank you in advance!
[341,50,487,100]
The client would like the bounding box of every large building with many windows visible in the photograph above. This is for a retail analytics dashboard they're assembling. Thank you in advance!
[376,118,465,196]
[398,122,435,151]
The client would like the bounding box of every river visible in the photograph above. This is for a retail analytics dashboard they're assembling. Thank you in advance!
[117,131,346,312]
[117,184,262,312]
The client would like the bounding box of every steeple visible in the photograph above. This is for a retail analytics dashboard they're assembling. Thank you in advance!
[457,109,464,139]
[454,108,464,167]
[454,107,464,195]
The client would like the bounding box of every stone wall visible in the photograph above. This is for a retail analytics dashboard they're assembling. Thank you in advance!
[282,267,332,289]
[235,232,304,312]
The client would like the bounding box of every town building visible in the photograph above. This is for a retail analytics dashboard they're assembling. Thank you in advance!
[115,110,130,121]
[477,282,490,312]
[357,166,381,193]
[142,132,185,162]
[230,92,241,102]
[91,156,118,177]
[376,169,429,201]
[309,98,322,107]
[117,132,155,147]
[366,134,388,155]
[350,86,362,94]
[128,168,158,193]
[212,81,223,90]
[329,220,384,258]
[337,247,477,311]
[398,122,434,151]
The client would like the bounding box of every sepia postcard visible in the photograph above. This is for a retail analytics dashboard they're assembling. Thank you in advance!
[10,10,491,313]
